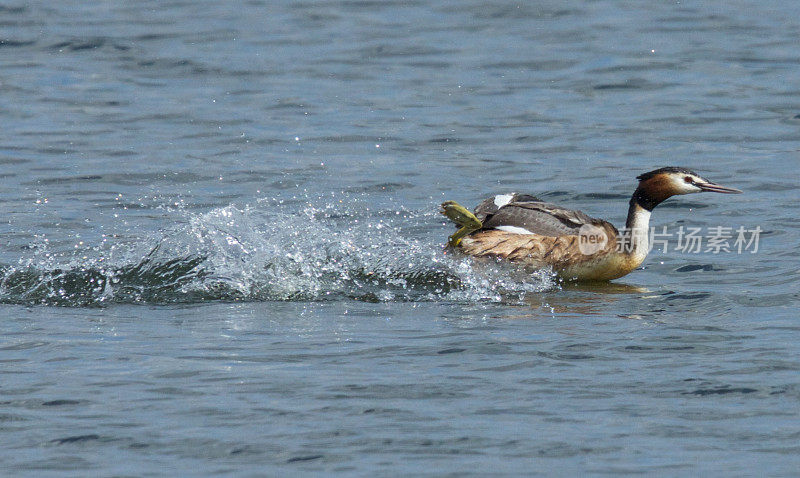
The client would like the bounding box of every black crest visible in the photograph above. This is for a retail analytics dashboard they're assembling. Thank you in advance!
[636,167,699,181]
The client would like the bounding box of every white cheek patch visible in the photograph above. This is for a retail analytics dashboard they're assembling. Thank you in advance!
[493,194,514,208]
[672,175,702,194]
[495,225,535,235]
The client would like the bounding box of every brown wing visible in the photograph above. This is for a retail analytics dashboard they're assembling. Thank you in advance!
[473,193,542,223]
[477,196,617,238]
[453,195,634,279]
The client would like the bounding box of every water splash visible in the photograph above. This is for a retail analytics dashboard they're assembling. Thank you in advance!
[0,202,557,306]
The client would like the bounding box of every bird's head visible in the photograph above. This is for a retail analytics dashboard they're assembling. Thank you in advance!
[633,167,741,209]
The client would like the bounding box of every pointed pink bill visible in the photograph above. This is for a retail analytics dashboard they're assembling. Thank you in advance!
[696,181,742,194]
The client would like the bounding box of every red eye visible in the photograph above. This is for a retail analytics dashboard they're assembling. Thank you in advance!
[684,176,693,183]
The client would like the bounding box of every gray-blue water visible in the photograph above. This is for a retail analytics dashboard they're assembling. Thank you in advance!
[2,1,799,475]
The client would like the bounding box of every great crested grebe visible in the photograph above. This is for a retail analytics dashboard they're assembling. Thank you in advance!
[440,167,741,281]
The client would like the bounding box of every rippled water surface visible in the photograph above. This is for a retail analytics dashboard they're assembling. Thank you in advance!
[2,0,799,475]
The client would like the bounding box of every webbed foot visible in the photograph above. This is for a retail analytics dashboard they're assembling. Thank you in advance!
[440,200,482,247]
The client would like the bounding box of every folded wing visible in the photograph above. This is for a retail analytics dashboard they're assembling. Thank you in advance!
[475,194,615,237]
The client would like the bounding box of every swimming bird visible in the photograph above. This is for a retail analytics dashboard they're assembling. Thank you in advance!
[440,167,741,281]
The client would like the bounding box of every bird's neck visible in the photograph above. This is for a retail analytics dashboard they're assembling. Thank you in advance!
[623,189,653,263]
